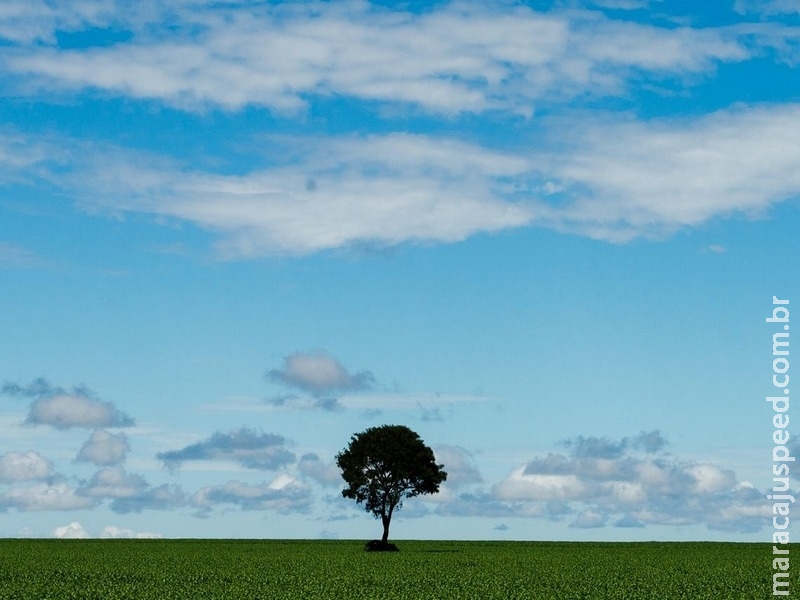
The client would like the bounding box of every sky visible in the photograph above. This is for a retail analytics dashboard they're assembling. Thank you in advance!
[1,0,799,542]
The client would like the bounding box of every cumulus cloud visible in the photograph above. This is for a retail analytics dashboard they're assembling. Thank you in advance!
[26,393,134,429]
[100,526,162,539]
[75,429,129,465]
[192,474,312,514]
[51,522,163,538]
[3,378,134,430]
[79,467,148,499]
[495,468,587,501]
[489,432,767,532]
[268,350,374,396]
[0,450,53,483]
[52,521,90,539]
[0,482,96,511]
[297,453,342,486]
[109,484,186,515]
[434,446,483,488]
[157,427,295,471]
[436,491,537,519]
[266,350,375,409]
[615,514,645,528]
[570,508,607,529]
[78,467,186,514]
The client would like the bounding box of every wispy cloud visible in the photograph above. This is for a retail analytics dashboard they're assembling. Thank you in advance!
[735,0,800,16]
[0,242,44,269]
[66,134,534,257]
[535,103,800,241]
[0,3,751,115]
[4,97,799,258]
[560,430,667,459]
[2,377,79,398]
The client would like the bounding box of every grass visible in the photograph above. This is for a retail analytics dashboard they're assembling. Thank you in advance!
[0,539,793,599]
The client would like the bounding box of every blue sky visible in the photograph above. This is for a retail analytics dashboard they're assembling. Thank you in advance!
[1,0,799,541]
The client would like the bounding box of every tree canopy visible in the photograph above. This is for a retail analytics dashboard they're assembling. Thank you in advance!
[335,424,446,544]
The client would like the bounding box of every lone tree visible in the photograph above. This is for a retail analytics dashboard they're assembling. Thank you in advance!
[335,424,446,545]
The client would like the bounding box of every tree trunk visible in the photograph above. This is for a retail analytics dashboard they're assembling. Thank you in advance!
[381,514,390,543]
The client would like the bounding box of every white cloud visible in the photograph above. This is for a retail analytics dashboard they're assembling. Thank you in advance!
[571,17,747,81]
[268,350,374,397]
[0,450,53,483]
[73,134,534,257]
[494,467,587,501]
[588,0,653,9]
[735,0,800,15]
[192,474,312,514]
[5,104,800,255]
[486,433,767,533]
[537,103,800,241]
[52,521,90,539]
[604,481,646,504]
[0,1,57,44]
[80,467,148,499]
[63,104,800,252]
[157,427,295,471]
[0,3,751,114]
[52,522,162,540]
[27,393,134,429]
[75,429,129,465]
[688,463,737,495]
[100,525,162,539]
[1,482,96,511]
[298,453,341,486]
[0,0,128,44]
[77,467,186,514]
[434,446,483,488]
[570,508,607,528]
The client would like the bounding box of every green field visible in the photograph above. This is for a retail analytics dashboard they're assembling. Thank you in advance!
[0,539,793,599]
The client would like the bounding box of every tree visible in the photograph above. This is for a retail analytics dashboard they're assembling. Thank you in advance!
[335,424,446,544]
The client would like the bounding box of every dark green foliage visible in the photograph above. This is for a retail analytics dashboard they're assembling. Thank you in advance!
[0,540,795,599]
[335,424,446,542]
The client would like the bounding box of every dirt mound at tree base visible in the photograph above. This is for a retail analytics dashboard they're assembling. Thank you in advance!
[364,540,399,552]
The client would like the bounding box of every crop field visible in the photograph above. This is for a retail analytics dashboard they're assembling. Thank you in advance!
[0,539,794,599]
